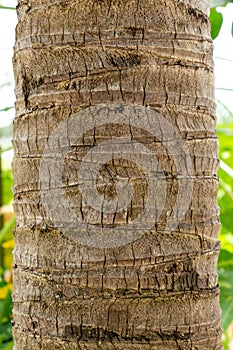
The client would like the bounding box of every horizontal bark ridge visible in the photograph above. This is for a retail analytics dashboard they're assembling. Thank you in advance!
[13,0,222,349]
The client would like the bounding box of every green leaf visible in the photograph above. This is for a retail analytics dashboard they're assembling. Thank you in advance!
[0,5,15,10]
[0,281,6,289]
[0,341,13,350]
[0,218,15,245]
[0,291,12,325]
[0,107,14,113]
[0,147,13,155]
[217,128,233,136]
[218,249,233,268]
[210,8,223,39]
[219,185,233,206]
[219,230,233,253]
[1,167,13,205]
[0,325,12,345]
[220,160,233,179]
[218,250,233,330]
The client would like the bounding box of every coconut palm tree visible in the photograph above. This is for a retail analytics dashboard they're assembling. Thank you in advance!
[12,0,222,349]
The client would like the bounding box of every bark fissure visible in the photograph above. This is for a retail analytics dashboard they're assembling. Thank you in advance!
[13,0,222,349]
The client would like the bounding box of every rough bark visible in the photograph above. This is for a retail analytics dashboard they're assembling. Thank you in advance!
[12,0,222,349]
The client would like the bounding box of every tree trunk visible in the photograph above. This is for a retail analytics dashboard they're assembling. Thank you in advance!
[12,0,222,349]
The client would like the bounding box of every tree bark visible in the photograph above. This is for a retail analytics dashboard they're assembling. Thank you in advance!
[12,0,222,349]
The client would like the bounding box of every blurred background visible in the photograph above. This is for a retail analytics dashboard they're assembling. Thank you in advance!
[0,1,233,349]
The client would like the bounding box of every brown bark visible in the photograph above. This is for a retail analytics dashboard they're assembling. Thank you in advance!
[12,0,222,349]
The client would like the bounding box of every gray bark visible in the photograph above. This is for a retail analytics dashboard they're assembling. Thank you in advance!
[12,0,222,349]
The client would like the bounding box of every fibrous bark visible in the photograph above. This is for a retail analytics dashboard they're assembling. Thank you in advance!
[12,0,222,349]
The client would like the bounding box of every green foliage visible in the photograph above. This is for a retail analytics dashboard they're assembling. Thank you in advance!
[1,169,13,207]
[210,8,223,39]
[0,108,13,113]
[0,159,14,350]
[210,0,233,39]
[217,105,233,349]
[0,235,13,350]
[218,250,233,328]
[0,5,15,10]
[0,218,15,245]
[0,291,13,350]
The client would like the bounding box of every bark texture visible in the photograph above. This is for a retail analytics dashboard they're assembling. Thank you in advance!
[12,0,222,349]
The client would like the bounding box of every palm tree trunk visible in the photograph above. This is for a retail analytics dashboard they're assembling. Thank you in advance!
[12,0,222,349]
